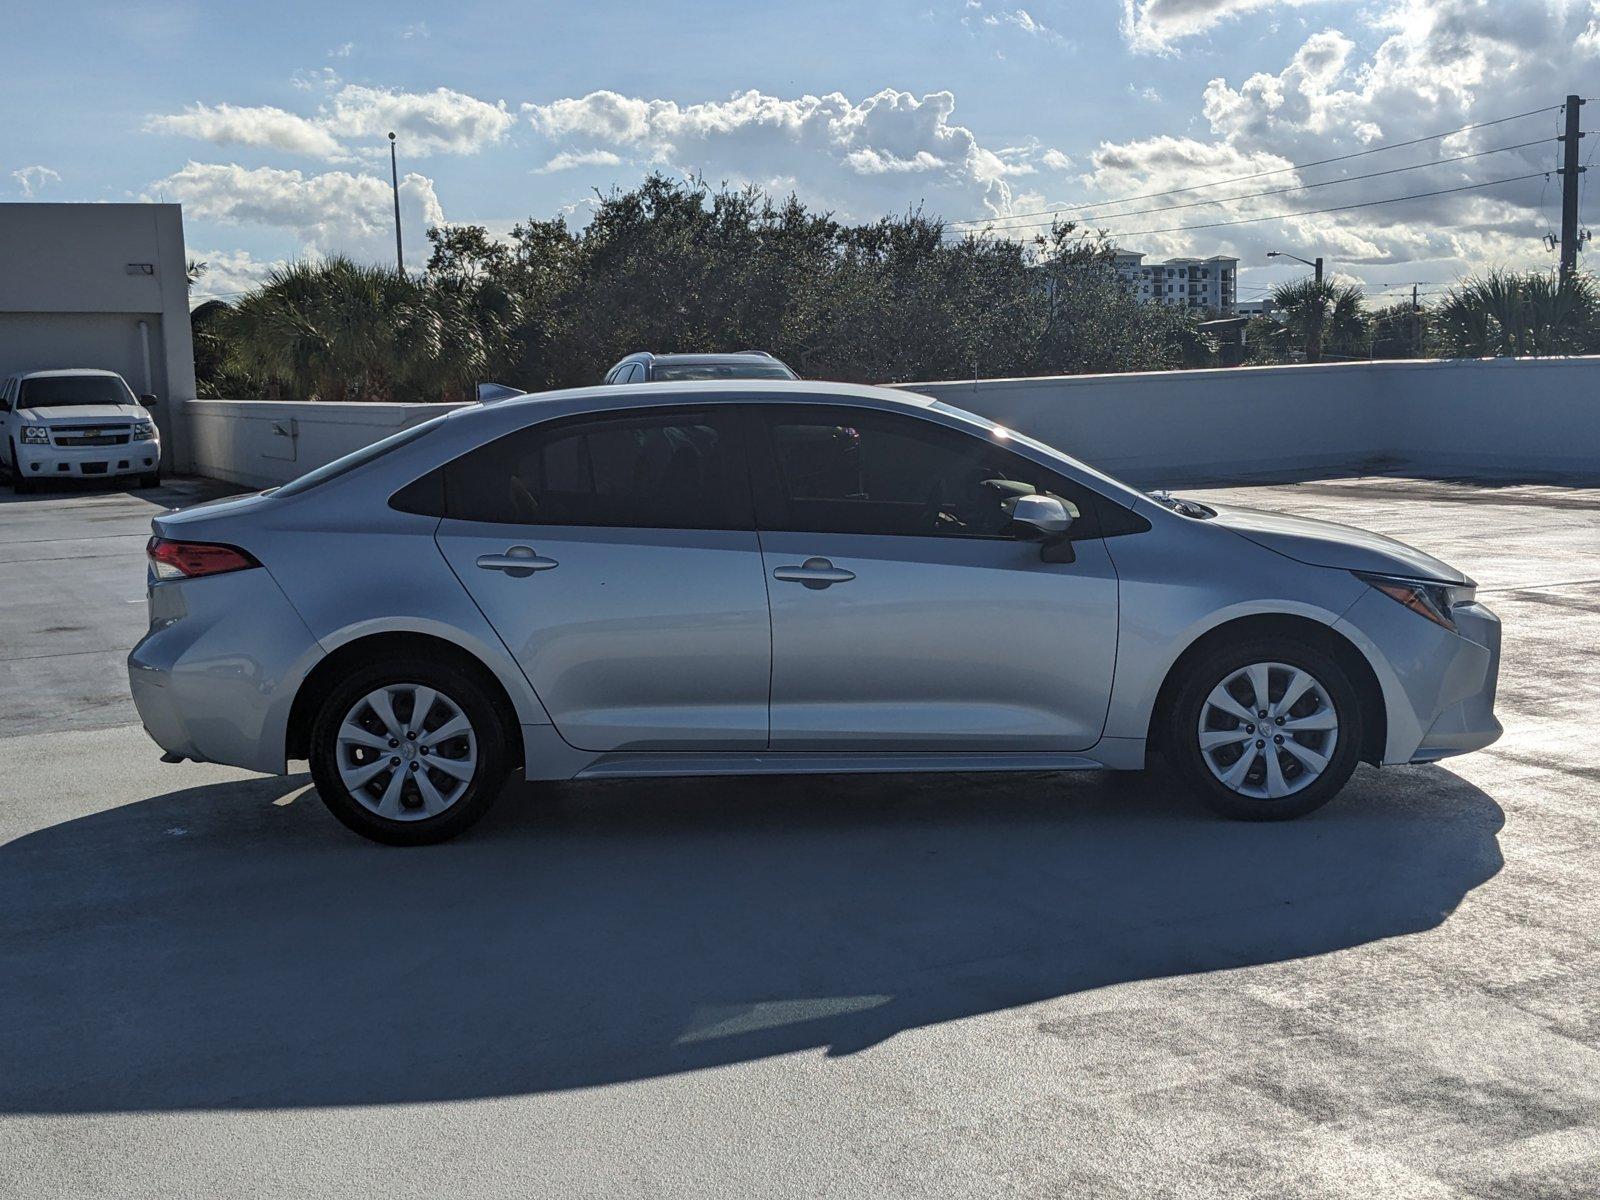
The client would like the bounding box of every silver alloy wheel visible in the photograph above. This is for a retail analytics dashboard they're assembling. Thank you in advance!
[335,683,478,822]
[1197,661,1339,800]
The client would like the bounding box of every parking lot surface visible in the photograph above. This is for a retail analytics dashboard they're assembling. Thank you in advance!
[2,472,1598,1199]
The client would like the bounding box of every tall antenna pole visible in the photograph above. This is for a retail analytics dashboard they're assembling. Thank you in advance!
[1558,96,1585,280]
[388,132,404,274]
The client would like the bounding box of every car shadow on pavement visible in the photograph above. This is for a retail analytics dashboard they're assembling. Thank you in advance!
[0,763,1503,1114]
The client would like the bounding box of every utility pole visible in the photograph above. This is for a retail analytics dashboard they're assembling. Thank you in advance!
[1313,257,1324,286]
[1558,95,1586,280]
[1411,283,1421,357]
[388,132,404,275]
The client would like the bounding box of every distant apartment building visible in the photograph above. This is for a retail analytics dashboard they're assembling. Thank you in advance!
[1234,298,1277,318]
[1113,252,1237,313]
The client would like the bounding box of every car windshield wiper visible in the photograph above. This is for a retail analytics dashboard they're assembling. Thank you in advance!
[1148,490,1216,519]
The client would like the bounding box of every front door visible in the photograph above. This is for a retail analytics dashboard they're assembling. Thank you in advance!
[434,407,771,752]
[747,404,1120,752]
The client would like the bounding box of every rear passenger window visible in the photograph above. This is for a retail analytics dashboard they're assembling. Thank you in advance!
[444,411,750,529]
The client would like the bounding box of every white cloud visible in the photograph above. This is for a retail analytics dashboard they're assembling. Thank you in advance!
[402,21,430,39]
[189,248,287,300]
[1041,148,1072,171]
[146,85,513,161]
[534,148,624,173]
[145,102,349,161]
[11,164,61,197]
[147,162,444,270]
[291,67,340,92]
[1084,0,1600,282]
[960,2,1072,46]
[328,42,353,58]
[322,85,515,156]
[1120,0,1335,54]
[524,87,1050,221]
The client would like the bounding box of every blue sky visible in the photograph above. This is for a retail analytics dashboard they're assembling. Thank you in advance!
[7,1,1596,304]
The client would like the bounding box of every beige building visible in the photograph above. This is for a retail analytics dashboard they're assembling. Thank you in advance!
[1114,252,1238,313]
[0,204,197,470]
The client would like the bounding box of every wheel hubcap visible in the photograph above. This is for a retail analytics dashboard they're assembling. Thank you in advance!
[1198,661,1338,800]
[336,684,478,821]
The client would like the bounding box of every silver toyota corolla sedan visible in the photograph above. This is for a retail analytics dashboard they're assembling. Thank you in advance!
[129,382,1501,844]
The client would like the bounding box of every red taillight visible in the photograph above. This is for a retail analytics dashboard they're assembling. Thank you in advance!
[147,536,260,580]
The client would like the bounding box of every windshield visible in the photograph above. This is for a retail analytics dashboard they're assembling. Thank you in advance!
[652,362,796,381]
[928,399,1143,502]
[20,375,135,409]
[274,416,449,498]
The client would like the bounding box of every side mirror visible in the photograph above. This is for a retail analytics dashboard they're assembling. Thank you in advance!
[1010,494,1073,537]
[140,394,158,408]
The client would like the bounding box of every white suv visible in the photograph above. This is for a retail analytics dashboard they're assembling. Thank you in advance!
[0,369,162,493]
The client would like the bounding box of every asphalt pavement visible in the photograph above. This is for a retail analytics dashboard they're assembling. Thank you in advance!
[1,472,1597,1199]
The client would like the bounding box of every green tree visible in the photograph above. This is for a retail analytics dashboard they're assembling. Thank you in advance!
[1433,270,1600,357]
[1368,301,1426,360]
[1271,278,1367,363]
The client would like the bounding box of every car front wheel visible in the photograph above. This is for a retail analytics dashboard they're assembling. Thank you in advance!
[1165,637,1364,821]
[309,656,509,845]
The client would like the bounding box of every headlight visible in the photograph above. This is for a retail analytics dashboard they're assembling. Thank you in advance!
[132,421,156,440]
[1354,571,1476,632]
[20,426,50,445]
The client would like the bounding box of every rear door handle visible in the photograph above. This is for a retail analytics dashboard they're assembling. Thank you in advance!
[476,545,559,578]
[772,557,855,589]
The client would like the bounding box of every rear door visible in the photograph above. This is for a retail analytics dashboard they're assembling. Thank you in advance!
[433,406,771,752]
[747,403,1120,752]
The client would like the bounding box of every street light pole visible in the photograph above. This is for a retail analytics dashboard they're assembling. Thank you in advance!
[1266,250,1329,364]
[1267,250,1323,284]
[388,132,404,275]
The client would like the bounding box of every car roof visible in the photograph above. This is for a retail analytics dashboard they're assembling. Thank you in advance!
[620,352,779,365]
[16,368,127,380]
[486,378,929,418]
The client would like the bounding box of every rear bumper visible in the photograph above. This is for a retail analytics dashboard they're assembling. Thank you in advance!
[128,568,323,773]
[15,438,160,479]
[1335,593,1502,766]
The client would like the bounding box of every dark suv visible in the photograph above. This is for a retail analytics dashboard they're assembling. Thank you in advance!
[602,351,799,384]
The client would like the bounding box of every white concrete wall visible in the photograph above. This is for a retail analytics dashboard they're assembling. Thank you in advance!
[0,203,197,471]
[187,400,469,490]
[183,356,1600,491]
[896,356,1600,485]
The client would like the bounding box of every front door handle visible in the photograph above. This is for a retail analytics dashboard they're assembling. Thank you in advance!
[772,556,855,589]
[476,545,559,578]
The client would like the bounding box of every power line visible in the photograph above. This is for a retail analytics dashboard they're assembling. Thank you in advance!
[950,104,1561,227]
[974,138,1550,235]
[1086,171,1546,239]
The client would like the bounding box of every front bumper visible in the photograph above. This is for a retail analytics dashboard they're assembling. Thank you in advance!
[15,438,160,480]
[1335,591,1502,765]
[128,567,323,774]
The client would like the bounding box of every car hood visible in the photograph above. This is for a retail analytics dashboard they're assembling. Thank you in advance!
[1208,502,1471,584]
[19,404,143,423]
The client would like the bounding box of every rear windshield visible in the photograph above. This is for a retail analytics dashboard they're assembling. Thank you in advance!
[652,362,796,381]
[20,375,134,408]
[274,416,449,498]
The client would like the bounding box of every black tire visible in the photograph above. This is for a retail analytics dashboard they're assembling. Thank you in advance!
[139,472,161,489]
[1164,635,1364,821]
[9,442,32,494]
[309,654,511,845]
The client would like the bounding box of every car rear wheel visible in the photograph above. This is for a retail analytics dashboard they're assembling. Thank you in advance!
[309,656,509,845]
[1165,636,1363,821]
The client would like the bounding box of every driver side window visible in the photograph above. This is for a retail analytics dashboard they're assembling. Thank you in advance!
[752,406,1093,539]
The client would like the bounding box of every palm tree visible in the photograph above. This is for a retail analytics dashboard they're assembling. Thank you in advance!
[1271,278,1367,363]
[1433,270,1600,357]
[222,258,418,401]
